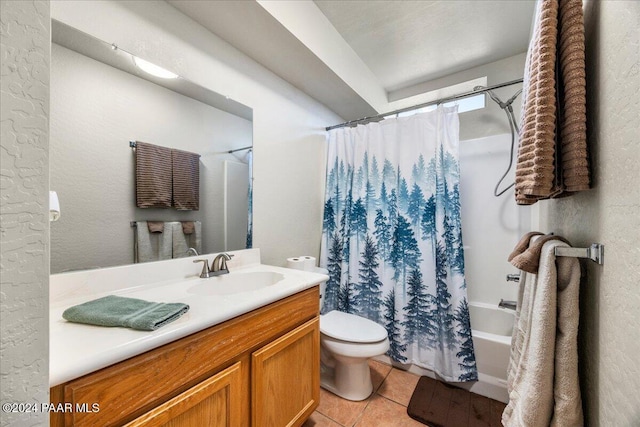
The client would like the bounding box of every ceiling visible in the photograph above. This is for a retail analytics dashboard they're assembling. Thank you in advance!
[168,0,535,121]
[314,1,536,93]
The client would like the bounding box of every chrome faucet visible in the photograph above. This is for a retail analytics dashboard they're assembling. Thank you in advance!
[210,253,234,276]
[193,259,211,278]
[186,247,199,256]
[193,253,234,278]
[498,299,517,310]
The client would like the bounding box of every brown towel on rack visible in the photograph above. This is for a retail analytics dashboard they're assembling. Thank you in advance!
[147,221,164,233]
[510,234,571,274]
[181,221,195,235]
[556,0,589,193]
[171,149,200,210]
[508,231,545,262]
[515,0,590,205]
[135,141,172,208]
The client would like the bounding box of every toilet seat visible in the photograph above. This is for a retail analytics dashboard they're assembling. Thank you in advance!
[320,310,388,343]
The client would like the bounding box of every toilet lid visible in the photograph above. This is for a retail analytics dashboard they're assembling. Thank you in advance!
[320,310,388,343]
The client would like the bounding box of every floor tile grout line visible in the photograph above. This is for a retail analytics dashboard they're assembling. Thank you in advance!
[316,363,415,427]
[353,395,413,427]
[372,363,395,393]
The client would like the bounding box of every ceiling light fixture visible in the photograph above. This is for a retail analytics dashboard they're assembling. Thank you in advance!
[133,57,178,79]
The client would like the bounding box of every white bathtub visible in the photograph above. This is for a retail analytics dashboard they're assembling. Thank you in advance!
[467,301,515,403]
[374,300,515,403]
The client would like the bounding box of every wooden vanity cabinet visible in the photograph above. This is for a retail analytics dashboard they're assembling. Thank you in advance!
[50,287,320,427]
[252,317,320,426]
[124,361,245,427]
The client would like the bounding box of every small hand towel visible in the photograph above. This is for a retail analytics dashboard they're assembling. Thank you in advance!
[147,221,164,233]
[508,231,545,262]
[181,221,195,235]
[62,295,189,331]
[510,234,571,273]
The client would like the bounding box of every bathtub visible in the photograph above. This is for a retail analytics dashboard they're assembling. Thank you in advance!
[374,300,515,403]
[467,301,515,403]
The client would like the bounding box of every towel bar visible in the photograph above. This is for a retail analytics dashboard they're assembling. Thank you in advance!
[554,243,604,265]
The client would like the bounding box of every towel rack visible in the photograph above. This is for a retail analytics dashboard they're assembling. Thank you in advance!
[555,243,604,265]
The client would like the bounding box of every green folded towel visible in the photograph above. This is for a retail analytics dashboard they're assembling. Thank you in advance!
[62,295,189,331]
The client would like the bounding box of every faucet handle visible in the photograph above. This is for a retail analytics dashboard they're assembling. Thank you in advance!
[219,253,234,271]
[193,259,210,278]
[506,273,520,283]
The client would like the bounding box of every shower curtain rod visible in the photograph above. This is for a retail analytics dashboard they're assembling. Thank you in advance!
[325,78,524,131]
[228,146,252,154]
[129,141,253,154]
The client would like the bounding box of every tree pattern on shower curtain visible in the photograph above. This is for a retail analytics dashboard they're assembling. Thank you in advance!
[320,107,477,382]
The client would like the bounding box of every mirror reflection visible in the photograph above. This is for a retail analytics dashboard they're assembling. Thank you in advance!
[50,20,253,274]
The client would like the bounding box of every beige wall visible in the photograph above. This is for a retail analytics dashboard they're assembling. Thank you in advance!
[0,1,50,425]
[540,1,640,425]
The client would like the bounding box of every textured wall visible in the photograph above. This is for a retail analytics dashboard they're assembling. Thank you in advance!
[541,1,640,425]
[50,44,252,273]
[0,1,50,426]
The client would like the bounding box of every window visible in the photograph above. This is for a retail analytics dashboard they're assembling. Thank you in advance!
[394,77,487,118]
[396,93,485,118]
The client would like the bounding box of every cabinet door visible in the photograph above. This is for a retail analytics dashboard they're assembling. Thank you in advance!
[252,318,320,427]
[125,362,244,427]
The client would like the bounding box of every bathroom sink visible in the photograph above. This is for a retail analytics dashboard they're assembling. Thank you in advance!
[187,271,285,296]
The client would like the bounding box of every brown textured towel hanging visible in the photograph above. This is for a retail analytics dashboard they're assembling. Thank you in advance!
[515,0,590,205]
[135,141,172,208]
[172,148,200,210]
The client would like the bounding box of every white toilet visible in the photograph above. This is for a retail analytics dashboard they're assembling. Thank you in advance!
[320,310,390,401]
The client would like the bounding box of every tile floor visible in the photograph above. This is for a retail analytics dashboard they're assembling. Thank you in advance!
[303,360,426,427]
[304,360,505,427]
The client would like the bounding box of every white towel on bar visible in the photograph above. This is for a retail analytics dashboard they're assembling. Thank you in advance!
[171,221,201,258]
[503,239,583,426]
[135,221,172,263]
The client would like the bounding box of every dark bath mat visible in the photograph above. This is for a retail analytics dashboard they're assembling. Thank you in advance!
[407,376,506,427]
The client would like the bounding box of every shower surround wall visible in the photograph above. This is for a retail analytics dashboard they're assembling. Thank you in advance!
[459,133,531,306]
[0,1,50,426]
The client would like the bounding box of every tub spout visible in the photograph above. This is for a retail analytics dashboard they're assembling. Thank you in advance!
[498,299,517,310]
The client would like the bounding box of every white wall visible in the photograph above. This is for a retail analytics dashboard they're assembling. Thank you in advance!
[459,134,529,305]
[458,53,526,141]
[540,1,640,424]
[0,1,50,426]
[51,0,342,267]
[50,43,252,273]
[453,53,534,306]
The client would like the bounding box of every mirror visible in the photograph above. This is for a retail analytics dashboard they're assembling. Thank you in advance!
[50,20,253,274]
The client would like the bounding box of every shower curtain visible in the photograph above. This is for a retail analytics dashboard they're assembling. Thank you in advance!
[320,106,477,382]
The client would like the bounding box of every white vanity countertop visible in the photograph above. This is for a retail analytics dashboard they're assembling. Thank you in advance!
[49,250,328,387]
